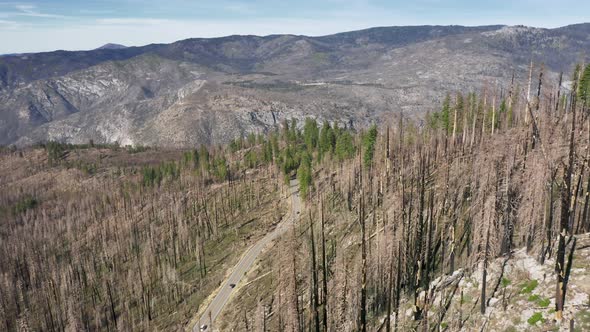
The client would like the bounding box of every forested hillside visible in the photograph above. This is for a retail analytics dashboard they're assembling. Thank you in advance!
[1,61,590,332]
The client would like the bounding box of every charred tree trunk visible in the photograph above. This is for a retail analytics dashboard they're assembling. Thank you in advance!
[556,72,563,113]
[309,210,320,332]
[394,242,402,332]
[413,153,426,321]
[532,65,544,148]
[359,190,367,332]
[481,220,491,315]
[525,60,534,125]
[320,198,328,332]
[540,171,556,264]
[106,281,117,329]
[581,171,590,233]
[556,77,578,321]
[386,235,394,332]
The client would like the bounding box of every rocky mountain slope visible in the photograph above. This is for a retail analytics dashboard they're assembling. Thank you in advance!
[392,235,590,331]
[219,232,590,331]
[0,24,588,147]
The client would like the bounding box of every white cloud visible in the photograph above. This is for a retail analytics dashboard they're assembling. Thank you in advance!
[0,18,19,29]
[0,3,67,19]
[14,4,34,12]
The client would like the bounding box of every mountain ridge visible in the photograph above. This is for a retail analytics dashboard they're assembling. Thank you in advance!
[0,23,589,147]
[3,24,585,87]
[95,43,128,50]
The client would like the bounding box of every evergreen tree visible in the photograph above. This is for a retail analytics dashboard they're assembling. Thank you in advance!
[327,123,336,151]
[297,151,312,198]
[182,149,199,169]
[498,98,507,129]
[270,132,280,158]
[281,146,299,175]
[245,150,258,168]
[263,139,273,164]
[214,157,228,181]
[362,125,378,168]
[282,119,290,142]
[289,119,299,142]
[318,121,334,161]
[426,111,441,130]
[303,118,319,151]
[454,92,465,133]
[441,93,452,134]
[335,131,356,162]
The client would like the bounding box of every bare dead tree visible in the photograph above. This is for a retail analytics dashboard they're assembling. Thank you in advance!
[555,70,578,322]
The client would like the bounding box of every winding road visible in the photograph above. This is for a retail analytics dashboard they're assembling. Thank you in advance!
[192,179,301,331]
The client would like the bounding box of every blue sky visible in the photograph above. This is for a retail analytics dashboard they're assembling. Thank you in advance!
[0,0,588,53]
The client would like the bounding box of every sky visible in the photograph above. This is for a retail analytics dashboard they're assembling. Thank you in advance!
[0,0,588,54]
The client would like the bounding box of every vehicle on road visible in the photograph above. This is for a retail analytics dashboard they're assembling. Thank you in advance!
[229,283,236,288]
[200,324,207,331]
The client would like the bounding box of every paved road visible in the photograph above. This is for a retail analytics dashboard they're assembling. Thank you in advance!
[192,179,301,331]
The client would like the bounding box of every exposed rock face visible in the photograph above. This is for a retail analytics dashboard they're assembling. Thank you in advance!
[0,24,588,147]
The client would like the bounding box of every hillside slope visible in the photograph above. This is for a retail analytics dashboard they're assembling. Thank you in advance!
[0,24,589,147]
[210,67,590,331]
[2,59,590,332]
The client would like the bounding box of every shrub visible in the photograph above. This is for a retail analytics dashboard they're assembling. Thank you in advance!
[520,279,538,294]
[527,312,544,325]
[501,277,511,287]
[538,298,550,308]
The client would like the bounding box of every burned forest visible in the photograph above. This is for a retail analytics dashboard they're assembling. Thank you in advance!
[2,62,590,332]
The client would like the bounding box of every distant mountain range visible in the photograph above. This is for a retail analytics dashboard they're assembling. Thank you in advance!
[0,44,127,56]
[0,24,588,147]
[95,43,127,50]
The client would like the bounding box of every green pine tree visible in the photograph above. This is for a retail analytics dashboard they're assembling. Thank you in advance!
[335,131,356,162]
[441,94,451,134]
[362,125,378,168]
[303,118,319,151]
[297,151,313,199]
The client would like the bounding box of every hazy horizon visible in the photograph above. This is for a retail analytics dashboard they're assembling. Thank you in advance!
[1,22,588,55]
